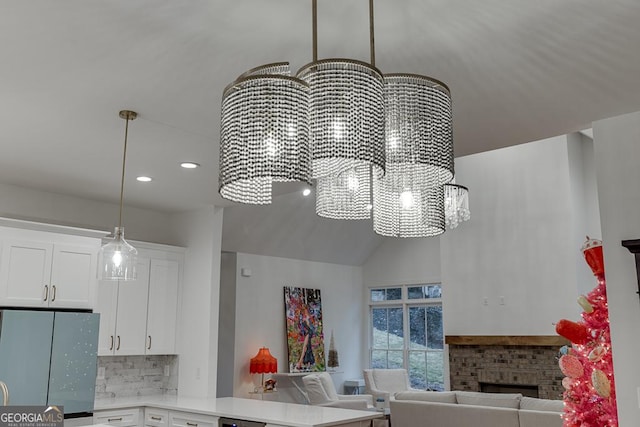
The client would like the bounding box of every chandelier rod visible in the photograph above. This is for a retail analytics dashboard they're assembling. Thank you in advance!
[369,0,375,67]
[312,0,318,61]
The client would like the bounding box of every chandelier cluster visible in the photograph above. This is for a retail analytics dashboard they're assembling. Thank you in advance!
[219,0,469,237]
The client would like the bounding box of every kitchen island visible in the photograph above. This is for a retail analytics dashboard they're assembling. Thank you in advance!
[93,395,381,427]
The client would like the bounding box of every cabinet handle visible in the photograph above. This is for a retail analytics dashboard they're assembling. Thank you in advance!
[107,418,123,422]
[51,285,56,301]
[150,417,161,421]
[109,335,114,351]
[186,423,198,426]
[43,285,48,301]
[116,335,121,351]
[147,335,152,350]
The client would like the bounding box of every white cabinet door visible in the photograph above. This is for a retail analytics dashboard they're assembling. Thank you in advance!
[114,257,150,355]
[49,244,96,308]
[96,280,119,355]
[0,240,53,307]
[146,259,180,355]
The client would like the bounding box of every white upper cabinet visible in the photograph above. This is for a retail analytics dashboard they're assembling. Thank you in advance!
[96,257,151,356]
[146,259,180,355]
[0,229,99,309]
[96,245,182,356]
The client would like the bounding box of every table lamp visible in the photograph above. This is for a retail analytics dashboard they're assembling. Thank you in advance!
[250,347,278,391]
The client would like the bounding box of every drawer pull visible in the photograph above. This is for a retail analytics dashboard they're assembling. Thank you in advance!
[148,335,152,350]
[186,423,198,426]
[52,285,57,301]
[107,418,123,422]
[150,417,162,421]
[109,335,114,351]
[116,335,121,351]
[44,285,49,301]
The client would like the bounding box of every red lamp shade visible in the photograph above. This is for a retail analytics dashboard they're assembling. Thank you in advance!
[250,347,278,374]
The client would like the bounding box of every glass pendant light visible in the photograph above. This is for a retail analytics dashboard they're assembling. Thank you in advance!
[98,110,138,281]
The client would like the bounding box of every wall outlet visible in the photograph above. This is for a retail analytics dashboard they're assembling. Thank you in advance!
[164,365,170,377]
[97,367,106,380]
[483,297,489,306]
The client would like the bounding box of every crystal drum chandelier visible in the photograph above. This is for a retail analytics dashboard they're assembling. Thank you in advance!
[444,183,470,229]
[219,63,311,204]
[218,0,461,238]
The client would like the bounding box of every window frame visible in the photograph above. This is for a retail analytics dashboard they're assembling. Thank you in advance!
[368,284,449,391]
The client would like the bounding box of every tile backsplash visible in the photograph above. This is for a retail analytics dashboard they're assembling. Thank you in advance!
[95,355,178,399]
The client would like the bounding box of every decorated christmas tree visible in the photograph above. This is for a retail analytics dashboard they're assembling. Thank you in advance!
[327,330,339,370]
[555,237,618,427]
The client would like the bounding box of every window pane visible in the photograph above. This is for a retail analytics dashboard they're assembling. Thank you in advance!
[388,351,404,369]
[408,284,442,299]
[386,288,402,300]
[388,308,404,349]
[408,351,427,389]
[372,308,388,349]
[426,306,443,349]
[426,351,444,391]
[370,289,385,302]
[371,350,387,368]
[409,307,426,349]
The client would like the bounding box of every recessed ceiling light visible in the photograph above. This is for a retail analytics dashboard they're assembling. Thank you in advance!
[181,162,200,169]
[136,176,153,182]
[302,188,311,197]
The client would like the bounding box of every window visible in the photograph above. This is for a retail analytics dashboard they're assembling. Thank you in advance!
[369,284,444,391]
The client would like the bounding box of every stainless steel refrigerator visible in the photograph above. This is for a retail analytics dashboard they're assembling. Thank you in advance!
[0,309,99,417]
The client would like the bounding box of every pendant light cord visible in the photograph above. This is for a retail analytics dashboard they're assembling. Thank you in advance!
[118,116,130,231]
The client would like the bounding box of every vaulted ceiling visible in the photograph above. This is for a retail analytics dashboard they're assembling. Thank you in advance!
[1,1,639,263]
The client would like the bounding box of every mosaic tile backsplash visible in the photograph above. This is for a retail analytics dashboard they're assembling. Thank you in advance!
[95,355,178,399]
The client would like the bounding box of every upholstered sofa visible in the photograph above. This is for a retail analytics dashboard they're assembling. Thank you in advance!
[389,391,564,427]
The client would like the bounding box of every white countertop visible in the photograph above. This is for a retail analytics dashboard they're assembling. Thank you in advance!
[94,395,382,427]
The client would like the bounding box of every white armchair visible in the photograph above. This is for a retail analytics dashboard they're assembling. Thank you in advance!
[302,372,374,410]
[363,368,421,404]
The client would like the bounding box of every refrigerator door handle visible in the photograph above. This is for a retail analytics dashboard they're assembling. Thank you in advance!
[43,285,48,301]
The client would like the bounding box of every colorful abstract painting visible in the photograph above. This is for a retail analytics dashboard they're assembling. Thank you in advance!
[284,286,325,373]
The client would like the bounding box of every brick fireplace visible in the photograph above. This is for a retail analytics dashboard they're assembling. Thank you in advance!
[446,335,567,400]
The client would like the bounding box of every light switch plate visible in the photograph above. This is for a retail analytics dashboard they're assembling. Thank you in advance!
[97,367,106,380]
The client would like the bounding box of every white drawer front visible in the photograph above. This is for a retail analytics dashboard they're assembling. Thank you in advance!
[169,411,217,427]
[94,408,142,427]
[145,408,169,427]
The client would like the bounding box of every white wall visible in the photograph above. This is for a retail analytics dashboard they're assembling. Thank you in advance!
[440,136,583,335]
[232,253,364,397]
[363,237,441,287]
[0,182,178,244]
[170,205,224,398]
[593,111,640,426]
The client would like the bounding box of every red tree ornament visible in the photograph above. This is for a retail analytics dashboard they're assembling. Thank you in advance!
[556,319,589,344]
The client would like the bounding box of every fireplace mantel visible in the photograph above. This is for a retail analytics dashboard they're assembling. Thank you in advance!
[445,335,568,346]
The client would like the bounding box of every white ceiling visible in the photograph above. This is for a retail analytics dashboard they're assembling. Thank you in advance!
[2,1,640,262]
